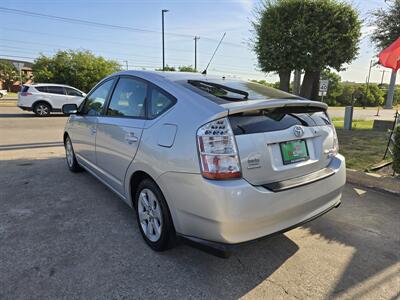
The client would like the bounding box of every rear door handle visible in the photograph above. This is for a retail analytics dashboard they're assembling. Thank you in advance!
[125,132,138,144]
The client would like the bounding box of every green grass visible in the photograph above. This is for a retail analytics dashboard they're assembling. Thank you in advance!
[336,129,389,170]
[332,117,374,130]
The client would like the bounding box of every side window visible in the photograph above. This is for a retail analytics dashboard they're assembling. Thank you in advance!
[65,87,82,97]
[81,79,114,116]
[106,77,147,118]
[35,86,48,93]
[149,87,175,118]
[47,86,65,95]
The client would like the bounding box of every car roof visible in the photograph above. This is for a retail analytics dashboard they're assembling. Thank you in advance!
[113,70,239,84]
[30,83,78,88]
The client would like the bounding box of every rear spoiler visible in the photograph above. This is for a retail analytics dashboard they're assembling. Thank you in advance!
[220,99,328,115]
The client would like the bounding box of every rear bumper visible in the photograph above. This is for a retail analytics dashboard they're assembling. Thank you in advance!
[158,154,346,244]
[17,105,32,111]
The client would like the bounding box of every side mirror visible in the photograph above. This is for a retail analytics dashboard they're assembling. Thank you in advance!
[62,103,78,115]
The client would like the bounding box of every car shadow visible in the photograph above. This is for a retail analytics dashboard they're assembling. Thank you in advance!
[301,187,400,299]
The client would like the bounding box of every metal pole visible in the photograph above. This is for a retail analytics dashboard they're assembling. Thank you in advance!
[162,9,168,71]
[123,60,128,70]
[384,69,397,109]
[366,60,373,99]
[380,70,386,85]
[194,36,200,71]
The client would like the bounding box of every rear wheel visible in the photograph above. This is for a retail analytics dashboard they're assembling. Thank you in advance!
[34,102,51,116]
[135,179,175,251]
[64,136,82,172]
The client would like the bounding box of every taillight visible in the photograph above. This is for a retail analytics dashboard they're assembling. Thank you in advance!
[20,92,32,96]
[197,117,241,180]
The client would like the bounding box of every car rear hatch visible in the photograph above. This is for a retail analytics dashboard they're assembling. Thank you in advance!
[222,99,335,186]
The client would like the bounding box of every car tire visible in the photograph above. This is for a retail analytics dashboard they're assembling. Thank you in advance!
[64,136,83,172]
[135,179,175,251]
[33,102,51,116]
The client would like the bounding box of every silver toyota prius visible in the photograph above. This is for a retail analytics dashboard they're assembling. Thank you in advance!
[63,71,346,254]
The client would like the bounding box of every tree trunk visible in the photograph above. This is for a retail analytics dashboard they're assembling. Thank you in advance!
[300,70,319,99]
[310,70,321,101]
[278,70,291,92]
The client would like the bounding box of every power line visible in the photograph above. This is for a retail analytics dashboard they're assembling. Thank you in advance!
[1,28,255,62]
[0,41,257,71]
[0,6,247,48]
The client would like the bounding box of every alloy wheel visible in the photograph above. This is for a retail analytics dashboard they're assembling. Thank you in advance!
[138,188,163,242]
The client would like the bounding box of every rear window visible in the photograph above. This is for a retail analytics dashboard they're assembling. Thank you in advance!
[229,107,331,135]
[20,85,30,93]
[180,79,300,104]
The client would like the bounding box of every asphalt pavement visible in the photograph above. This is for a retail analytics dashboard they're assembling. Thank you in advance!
[1,106,399,299]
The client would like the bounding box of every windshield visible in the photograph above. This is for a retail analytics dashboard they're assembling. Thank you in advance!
[181,79,301,103]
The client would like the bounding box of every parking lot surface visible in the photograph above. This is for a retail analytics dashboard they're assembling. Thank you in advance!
[1,107,399,299]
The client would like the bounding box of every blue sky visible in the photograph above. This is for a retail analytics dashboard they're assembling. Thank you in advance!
[0,0,392,84]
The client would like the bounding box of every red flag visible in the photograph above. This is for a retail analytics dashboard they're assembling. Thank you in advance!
[379,37,400,71]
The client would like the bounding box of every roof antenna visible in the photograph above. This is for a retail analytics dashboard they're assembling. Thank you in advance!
[202,32,226,75]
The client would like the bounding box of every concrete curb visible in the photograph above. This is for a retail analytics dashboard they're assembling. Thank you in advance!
[346,169,400,196]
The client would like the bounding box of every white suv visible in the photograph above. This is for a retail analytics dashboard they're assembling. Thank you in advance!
[18,83,86,116]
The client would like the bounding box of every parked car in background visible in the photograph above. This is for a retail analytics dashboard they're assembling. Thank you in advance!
[62,71,346,256]
[18,83,86,116]
[0,90,8,98]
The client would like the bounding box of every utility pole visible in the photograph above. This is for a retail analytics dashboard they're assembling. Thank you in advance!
[293,70,301,95]
[194,36,200,71]
[123,60,129,70]
[161,9,168,71]
[363,59,374,108]
[384,69,397,109]
[380,70,386,85]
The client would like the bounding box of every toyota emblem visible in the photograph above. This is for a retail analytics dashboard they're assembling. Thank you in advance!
[293,126,304,137]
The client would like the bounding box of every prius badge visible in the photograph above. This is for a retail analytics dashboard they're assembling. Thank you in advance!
[293,126,304,138]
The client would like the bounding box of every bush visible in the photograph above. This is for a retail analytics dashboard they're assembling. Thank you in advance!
[393,125,400,174]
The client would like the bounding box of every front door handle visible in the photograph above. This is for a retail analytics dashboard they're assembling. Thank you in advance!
[125,132,138,144]
[90,127,97,134]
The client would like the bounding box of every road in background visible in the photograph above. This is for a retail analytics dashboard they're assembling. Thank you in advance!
[1,106,399,299]
[1,101,397,121]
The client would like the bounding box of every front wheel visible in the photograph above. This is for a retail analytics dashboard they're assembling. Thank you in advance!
[135,179,175,251]
[64,136,82,172]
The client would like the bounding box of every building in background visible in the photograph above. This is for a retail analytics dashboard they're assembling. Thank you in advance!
[0,59,33,92]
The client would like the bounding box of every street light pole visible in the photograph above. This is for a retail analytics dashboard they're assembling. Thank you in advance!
[162,9,168,71]
[194,36,200,71]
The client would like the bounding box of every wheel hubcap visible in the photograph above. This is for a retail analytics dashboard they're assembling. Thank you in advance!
[138,188,163,242]
[65,139,74,167]
[37,105,48,115]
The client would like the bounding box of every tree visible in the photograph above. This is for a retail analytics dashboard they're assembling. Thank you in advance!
[0,61,21,91]
[32,50,121,92]
[178,65,197,72]
[155,65,176,71]
[370,0,400,51]
[252,0,361,99]
[356,84,385,107]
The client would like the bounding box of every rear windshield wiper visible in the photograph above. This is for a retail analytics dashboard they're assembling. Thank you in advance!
[188,80,249,101]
